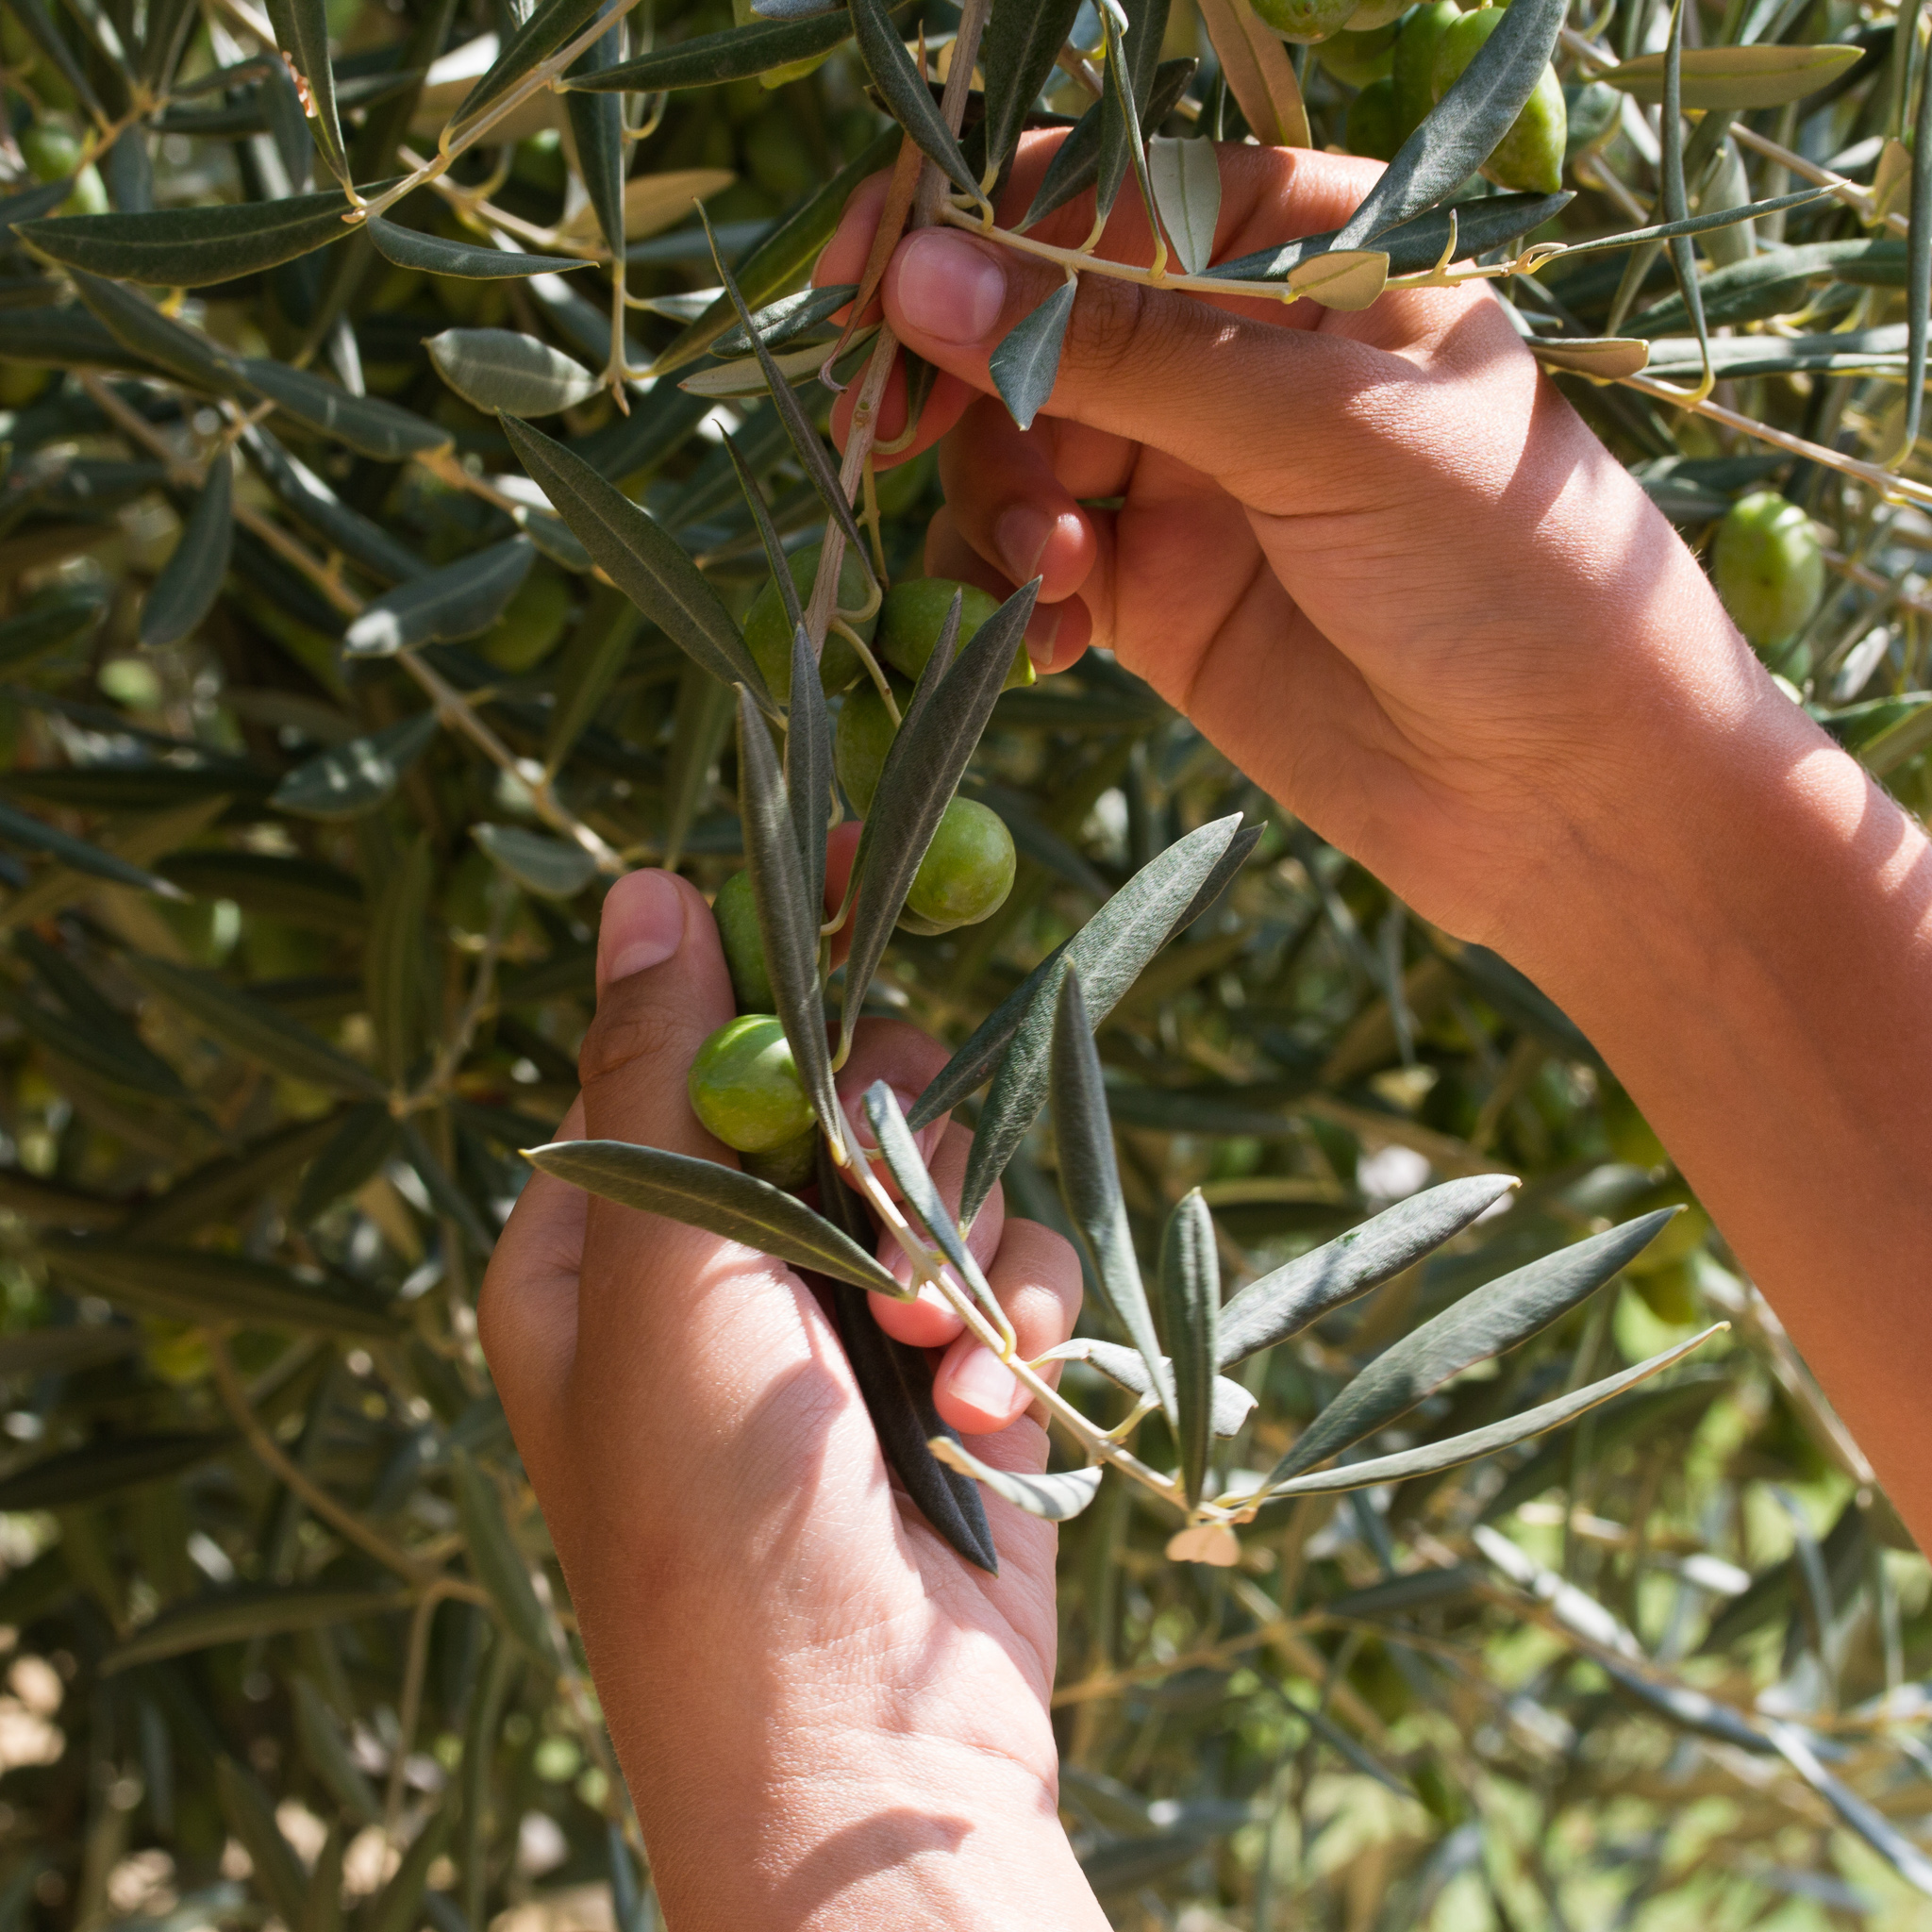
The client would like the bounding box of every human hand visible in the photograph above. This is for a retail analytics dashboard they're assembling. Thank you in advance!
[818,138,1789,954]
[477,869,1108,1931]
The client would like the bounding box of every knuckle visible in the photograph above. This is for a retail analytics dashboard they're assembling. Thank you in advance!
[577,994,696,1091]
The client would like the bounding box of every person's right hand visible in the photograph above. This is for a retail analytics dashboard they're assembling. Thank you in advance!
[817,138,1803,956]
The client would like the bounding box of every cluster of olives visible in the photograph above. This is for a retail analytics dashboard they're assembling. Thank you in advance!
[685,554,1028,1180]
[1710,491,1826,650]
[1285,0,1564,193]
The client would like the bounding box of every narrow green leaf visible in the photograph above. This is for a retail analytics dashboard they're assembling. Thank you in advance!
[927,1434,1103,1521]
[1147,136,1221,276]
[105,1585,406,1672]
[1158,1190,1218,1507]
[1288,248,1389,310]
[216,1757,308,1925]
[125,1113,350,1241]
[1217,1174,1520,1367]
[291,1103,398,1224]
[238,356,455,459]
[1523,335,1652,378]
[273,712,440,820]
[141,453,234,649]
[564,25,626,254]
[661,664,735,872]
[1597,42,1863,107]
[1657,0,1713,402]
[292,1677,381,1826]
[450,0,610,135]
[0,1431,230,1512]
[69,270,241,393]
[1095,0,1173,235]
[499,413,774,705]
[16,185,367,286]
[343,538,534,657]
[710,283,858,358]
[364,215,594,279]
[303,1826,345,1932]
[945,815,1246,1222]
[429,327,599,416]
[1041,1338,1257,1436]
[1550,184,1830,258]
[1216,192,1571,280]
[364,1805,451,1932]
[0,982,188,1101]
[0,799,186,899]
[990,280,1075,432]
[568,8,872,89]
[1264,1208,1679,1486]
[1334,0,1565,249]
[1051,968,1173,1421]
[126,955,387,1098]
[365,832,434,1082]
[848,0,978,199]
[724,434,800,644]
[982,0,1086,175]
[41,1236,397,1336]
[1023,58,1197,230]
[5,0,103,118]
[475,824,599,898]
[452,1449,556,1665]
[841,582,1040,1049]
[263,0,349,179]
[860,1083,1000,1319]
[525,1138,908,1295]
[0,596,106,675]
[1901,43,1932,460]
[1260,1327,1723,1499]
[545,583,640,766]
[239,425,428,585]
[738,686,842,1139]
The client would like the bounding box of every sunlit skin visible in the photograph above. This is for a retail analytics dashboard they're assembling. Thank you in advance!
[479,132,1932,1930]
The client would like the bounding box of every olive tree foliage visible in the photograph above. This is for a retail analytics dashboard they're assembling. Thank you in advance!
[0,0,1929,1924]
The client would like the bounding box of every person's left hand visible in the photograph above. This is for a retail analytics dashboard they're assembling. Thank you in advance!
[478,870,1108,1930]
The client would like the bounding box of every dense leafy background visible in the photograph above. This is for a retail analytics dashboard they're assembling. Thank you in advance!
[1,0,1930,1927]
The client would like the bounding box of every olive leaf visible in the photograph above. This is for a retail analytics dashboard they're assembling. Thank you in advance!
[1551,183,1828,258]
[524,1139,908,1296]
[839,580,1041,1053]
[563,25,626,256]
[140,454,234,650]
[291,1104,398,1225]
[236,357,455,459]
[1158,1190,1219,1506]
[1657,0,1714,401]
[1524,336,1653,378]
[990,279,1076,431]
[1263,1208,1680,1486]
[1901,33,1932,462]
[927,1435,1104,1522]
[1333,0,1566,249]
[786,625,832,919]
[363,216,595,279]
[103,1586,405,1674]
[499,413,774,706]
[239,426,426,585]
[0,597,106,675]
[944,814,1248,1224]
[1039,1338,1257,1436]
[215,1757,310,1927]
[475,824,599,898]
[451,1449,556,1666]
[363,1802,450,1932]
[848,0,978,199]
[1194,0,1310,149]
[1260,1326,1725,1498]
[0,983,189,1101]
[1023,58,1197,231]
[16,185,372,285]
[724,434,800,642]
[5,0,103,118]
[263,0,348,180]
[1147,137,1222,276]
[567,7,868,89]
[69,269,241,394]
[1051,968,1174,1423]
[125,956,388,1099]
[291,1678,380,1826]
[0,1431,232,1512]
[1217,1174,1519,1366]
[1596,42,1863,107]
[860,1083,1002,1323]
[981,0,1085,175]
[1095,0,1173,239]
[737,686,842,1139]
[449,0,612,135]
[428,327,600,416]
[343,537,534,656]
[0,800,187,898]
[711,283,858,358]
[273,712,440,820]
[364,832,434,1084]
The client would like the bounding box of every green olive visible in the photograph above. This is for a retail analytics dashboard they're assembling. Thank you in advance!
[833,675,909,815]
[1318,23,1398,86]
[712,869,775,1013]
[1391,2,1462,142]
[1251,0,1357,42]
[900,798,1016,934]
[480,570,572,672]
[1431,10,1566,194]
[740,1129,818,1189]
[687,1014,815,1153]
[1344,0,1409,26]
[1711,491,1824,646]
[876,578,1034,691]
[1345,76,1402,161]
[1564,79,1622,161]
[743,541,875,705]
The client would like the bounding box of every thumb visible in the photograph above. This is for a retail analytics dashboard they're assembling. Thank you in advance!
[880,225,1379,508]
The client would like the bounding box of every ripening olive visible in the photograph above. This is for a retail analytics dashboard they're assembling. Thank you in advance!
[876,578,1035,691]
[21,122,107,214]
[481,570,572,672]
[688,1014,815,1153]
[899,798,1016,934]
[1344,0,1409,28]
[1318,22,1398,85]
[1392,1,1461,143]
[1251,0,1357,42]
[712,868,775,1013]
[1711,491,1824,646]
[1564,79,1622,161]
[1431,10,1566,194]
[743,541,874,705]
[1346,77,1401,161]
[833,675,910,815]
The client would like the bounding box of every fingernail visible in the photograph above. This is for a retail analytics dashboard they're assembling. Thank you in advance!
[597,869,683,990]
[952,1346,1020,1417]
[897,229,1007,344]
[995,504,1055,583]
[1025,607,1061,669]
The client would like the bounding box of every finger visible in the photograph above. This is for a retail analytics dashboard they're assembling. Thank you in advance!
[925,505,1098,675]
[935,1220,1083,1434]
[477,1093,586,1480]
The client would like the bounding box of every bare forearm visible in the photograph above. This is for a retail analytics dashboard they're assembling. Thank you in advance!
[1505,659,1932,1543]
